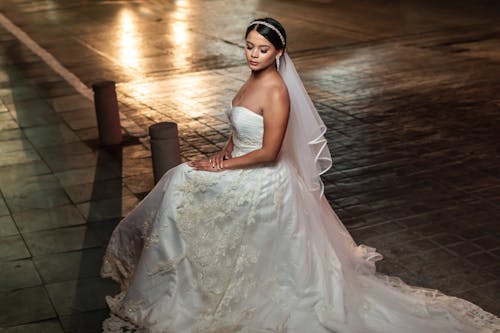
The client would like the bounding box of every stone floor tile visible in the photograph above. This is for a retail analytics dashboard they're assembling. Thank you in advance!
[415,255,475,282]
[448,241,484,257]
[4,187,70,212]
[383,238,438,260]
[45,277,119,316]
[33,248,105,284]
[54,165,121,188]
[23,123,81,148]
[0,128,23,141]
[376,260,416,283]
[22,225,105,256]
[123,173,155,196]
[364,221,407,236]
[390,253,434,276]
[0,215,18,236]
[429,233,464,246]
[0,115,18,131]
[13,204,86,233]
[7,100,61,128]
[76,194,139,222]
[431,273,475,295]
[0,148,41,167]
[485,264,500,276]
[122,144,151,159]
[37,141,93,160]
[466,252,499,268]
[0,160,51,185]
[436,270,497,294]
[0,259,42,292]
[2,319,64,333]
[64,179,134,204]
[43,150,116,173]
[471,280,500,300]
[74,127,99,141]
[0,85,40,103]
[0,196,9,216]
[0,286,56,327]
[59,309,109,333]
[0,138,32,154]
[121,157,153,177]
[49,94,94,113]
[59,109,97,130]
[0,234,30,261]
[1,173,64,198]
[35,80,78,99]
[473,236,500,251]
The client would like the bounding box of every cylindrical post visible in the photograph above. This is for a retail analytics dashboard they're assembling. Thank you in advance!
[149,122,181,183]
[92,81,122,145]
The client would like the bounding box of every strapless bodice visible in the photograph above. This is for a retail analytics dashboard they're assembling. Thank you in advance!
[227,106,264,155]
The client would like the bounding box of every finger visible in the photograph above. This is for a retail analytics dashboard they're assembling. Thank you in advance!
[194,159,208,167]
[215,156,222,169]
[193,164,207,171]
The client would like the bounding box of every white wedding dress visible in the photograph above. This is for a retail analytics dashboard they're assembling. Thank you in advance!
[101,104,499,333]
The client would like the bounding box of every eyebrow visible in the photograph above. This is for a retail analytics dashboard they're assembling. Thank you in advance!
[246,41,270,48]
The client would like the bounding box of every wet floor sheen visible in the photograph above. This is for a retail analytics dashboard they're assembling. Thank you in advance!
[0,0,499,331]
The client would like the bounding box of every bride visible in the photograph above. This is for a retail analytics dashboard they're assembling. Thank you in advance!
[101,18,499,333]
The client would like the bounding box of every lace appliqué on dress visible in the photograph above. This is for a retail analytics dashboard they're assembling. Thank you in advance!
[175,168,265,331]
[374,274,500,330]
[102,210,158,289]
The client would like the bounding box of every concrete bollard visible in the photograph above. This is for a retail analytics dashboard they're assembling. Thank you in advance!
[92,81,122,145]
[149,122,181,183]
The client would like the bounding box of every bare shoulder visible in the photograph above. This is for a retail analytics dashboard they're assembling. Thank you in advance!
[264,74,289,112]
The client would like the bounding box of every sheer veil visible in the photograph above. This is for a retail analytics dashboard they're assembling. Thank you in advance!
[278,51,333,197]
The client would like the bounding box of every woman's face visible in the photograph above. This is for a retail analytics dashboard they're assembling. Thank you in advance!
[245,29,282,71]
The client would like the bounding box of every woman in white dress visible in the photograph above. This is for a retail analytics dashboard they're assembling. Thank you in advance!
[101,18,499,333]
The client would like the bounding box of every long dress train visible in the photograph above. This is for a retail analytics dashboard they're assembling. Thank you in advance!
[101,105,499,333]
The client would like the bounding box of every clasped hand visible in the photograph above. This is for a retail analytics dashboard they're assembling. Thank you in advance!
[188,149,232,172]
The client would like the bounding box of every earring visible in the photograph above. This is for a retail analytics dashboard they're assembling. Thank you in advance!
[276,55,280,69]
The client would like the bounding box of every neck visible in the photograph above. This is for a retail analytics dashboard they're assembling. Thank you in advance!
[251,63,277,79]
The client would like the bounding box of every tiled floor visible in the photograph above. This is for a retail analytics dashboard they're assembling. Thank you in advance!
[0,0,499,332]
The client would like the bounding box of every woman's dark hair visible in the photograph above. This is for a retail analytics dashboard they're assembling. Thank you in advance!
[245,17,287,50]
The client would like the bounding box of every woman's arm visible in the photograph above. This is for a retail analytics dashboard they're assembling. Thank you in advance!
[224,133,235,155]
[210,134,234,169]
[190,86,289,171]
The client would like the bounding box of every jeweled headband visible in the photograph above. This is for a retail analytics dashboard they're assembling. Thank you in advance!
[248,20,286,47]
